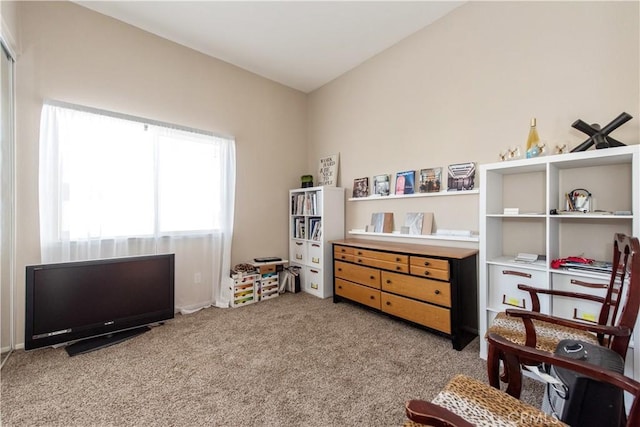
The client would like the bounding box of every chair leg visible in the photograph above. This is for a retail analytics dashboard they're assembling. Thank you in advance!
[503,352,523,399]
[487,342,503,388]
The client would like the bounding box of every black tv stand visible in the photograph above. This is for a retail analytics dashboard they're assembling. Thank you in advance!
[65,326,150,357]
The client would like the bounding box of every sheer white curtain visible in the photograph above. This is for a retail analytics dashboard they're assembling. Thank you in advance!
[39,102,236,311]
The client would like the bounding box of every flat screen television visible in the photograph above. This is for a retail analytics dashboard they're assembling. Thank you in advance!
[25,254,175,356]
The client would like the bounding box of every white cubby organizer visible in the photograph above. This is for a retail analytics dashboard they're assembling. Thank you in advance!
[478,144,640,381]
[289,186,345,298]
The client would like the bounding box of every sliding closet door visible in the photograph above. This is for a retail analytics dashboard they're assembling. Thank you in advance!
[1,41,15,363]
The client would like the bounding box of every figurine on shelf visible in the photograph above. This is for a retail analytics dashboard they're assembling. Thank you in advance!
[570,112,632,152]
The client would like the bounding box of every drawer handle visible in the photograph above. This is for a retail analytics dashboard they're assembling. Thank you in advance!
[386,301,391,306]
[386,279,391,284]
[396,266,402,271]
[357,259,363,263]
[423,271,430,276]
[357,251,363,255]
[340,255,346,259]
[570,279,607,289]
[396,257,401,262]
[337,268,342,272]
[338,285,342,289]
[502,270,531,278]
[502,295,526,309]
[423,261,430,266]
[370,295,375,300]
[296,254,303,260]
[434,290,440,295]
[572,308,597,323]
[312,244,320,248]
[340,248,346,253]
[296,242,303,246]
[370,275,375,280]
[310,269,319,274]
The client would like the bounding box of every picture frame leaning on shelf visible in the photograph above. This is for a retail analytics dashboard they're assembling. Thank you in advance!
[318,153,339,186]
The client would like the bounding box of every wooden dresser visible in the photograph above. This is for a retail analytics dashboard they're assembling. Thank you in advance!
[332,238,478,350]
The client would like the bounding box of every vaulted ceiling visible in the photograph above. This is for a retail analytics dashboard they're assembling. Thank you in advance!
[74,1,464,93]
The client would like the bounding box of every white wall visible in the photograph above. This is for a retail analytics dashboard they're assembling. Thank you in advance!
[12,1,307,347]
[308,1,640,243]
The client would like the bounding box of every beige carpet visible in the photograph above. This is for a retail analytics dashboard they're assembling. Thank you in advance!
[1,292,543,426]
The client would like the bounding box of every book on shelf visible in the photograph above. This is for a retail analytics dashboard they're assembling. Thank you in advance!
[371,212,394,233]
[309,218,322,241]
[404,212,434,235]
[293,217,306,239]
[317,153,339,187]
[352,177,369,198]
[447,162,476,191]
[395,170,415,195]
[560,260,613,274]
[291,193,317,215]
[373,174,391,196]
[418,167,442,193]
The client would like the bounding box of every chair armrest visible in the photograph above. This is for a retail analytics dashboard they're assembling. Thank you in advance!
[517,284,605,312]
[506,308,632,337]
[405,399,473,427]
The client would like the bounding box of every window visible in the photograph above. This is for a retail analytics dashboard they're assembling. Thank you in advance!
[41,102,231,240]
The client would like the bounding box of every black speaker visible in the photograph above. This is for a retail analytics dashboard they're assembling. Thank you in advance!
[541,339,625,426]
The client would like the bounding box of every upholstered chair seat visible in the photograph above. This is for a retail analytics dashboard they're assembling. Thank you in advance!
[488,311,599,353]
[404,374,565,427]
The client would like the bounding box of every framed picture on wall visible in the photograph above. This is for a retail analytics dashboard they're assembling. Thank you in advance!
[352,177,369,198]
[395,170,415,195]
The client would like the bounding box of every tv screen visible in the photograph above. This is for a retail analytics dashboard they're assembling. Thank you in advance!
[25,254,175,355]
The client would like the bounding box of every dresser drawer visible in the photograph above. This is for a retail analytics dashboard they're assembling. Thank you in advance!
[334,246,354,262]
[334,245,354,256]
[355,257,409,273]
[410,256,450,281]
[303,267,326,298]
[335,278,381,309]
[308,242,323,266]
[381,293,451,334]
[334,261,380,289]
[353,248,408,264]
[551,273,608,323]
[348,248,409,272]
[381,271,451,307]
[409,265,449,281]
[488,265,549,313]
[290,240,306,264]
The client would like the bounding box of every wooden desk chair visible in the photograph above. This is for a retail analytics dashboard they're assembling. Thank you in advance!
[404,333,640,427]
[487,233,640,397]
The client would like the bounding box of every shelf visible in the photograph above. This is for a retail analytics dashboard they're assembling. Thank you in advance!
[486,213,633,219]
[348,230,479,243]
[486,214,546,218]
[550,214,633,220]
[348,189,478,202]
[486,256,547,271]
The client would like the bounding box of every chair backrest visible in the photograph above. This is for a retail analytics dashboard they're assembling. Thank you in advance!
[599,233,640,358]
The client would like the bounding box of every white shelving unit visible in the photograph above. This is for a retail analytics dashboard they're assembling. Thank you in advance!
[289,186,345,298]
[478,145,640,381]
